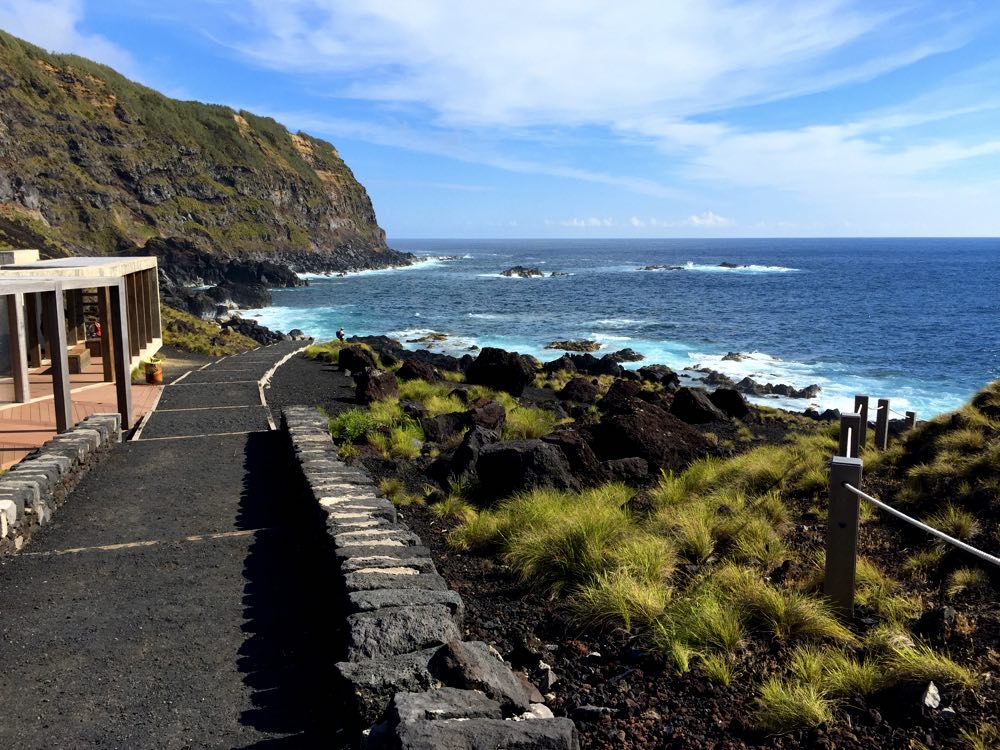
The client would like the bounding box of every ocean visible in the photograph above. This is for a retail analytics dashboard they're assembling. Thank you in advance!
[245,238,1000,418]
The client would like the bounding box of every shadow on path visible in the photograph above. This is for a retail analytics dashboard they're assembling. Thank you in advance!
[236,430,349,748]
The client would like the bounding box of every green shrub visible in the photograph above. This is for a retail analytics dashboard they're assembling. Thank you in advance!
[330,409,377,441]
[502,406,562,440]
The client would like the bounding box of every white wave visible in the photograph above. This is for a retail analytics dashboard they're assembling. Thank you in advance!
[681,261,799,274]
[296,256,442,280]
[590,318,649,329]
[589,332,633,343]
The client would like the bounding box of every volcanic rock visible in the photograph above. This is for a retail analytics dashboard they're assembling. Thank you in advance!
[474,440,579,503]
[670,387,727,424]
[355,369,399,404]
[465,347,537,396]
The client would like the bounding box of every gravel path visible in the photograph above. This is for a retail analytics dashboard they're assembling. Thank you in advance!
[0,342,347,748]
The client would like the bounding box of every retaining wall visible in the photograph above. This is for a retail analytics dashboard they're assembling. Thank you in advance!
[282,406,580,750]
[0,413,122,556]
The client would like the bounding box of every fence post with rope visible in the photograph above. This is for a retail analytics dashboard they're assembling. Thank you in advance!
[874,398,890,450]
[905,411,917,430]
[854,394,870,447]
[825,455,864,615]
[838,412,862,458]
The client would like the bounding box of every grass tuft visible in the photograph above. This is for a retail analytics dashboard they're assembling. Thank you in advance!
[754,678,833,734]
[946,567,988,598]
[922,503,981,541]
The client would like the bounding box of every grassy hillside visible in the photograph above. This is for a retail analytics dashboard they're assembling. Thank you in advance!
[0,29,388,258]
[161,305,258,356]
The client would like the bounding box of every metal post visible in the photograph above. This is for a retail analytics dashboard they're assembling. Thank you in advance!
[825,455,864,616]
[905,411,916,430]
[838,412,862,458]
[110,280,133,430]
[854,395,869,448]
[42,289,72,433]
[6,293,30,402]
[874,398,890,451]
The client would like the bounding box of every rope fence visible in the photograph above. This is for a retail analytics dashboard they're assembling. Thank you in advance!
[825,400,998,615]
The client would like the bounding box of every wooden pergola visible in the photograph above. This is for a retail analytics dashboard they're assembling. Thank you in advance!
[0,256,161,432]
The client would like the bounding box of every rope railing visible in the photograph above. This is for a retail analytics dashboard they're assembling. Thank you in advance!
[826,405,997,616]
[843,482,1000,567]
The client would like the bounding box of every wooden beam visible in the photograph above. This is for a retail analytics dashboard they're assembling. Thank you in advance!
[75,288,87,342]
[25,293,41,368]
[109,280,133,430]
[126,273,140,359]
[147,268,162,339]
[6,293,30,402]
[97,286,114,382]
[136,271,150,346]
[42,289,72,433]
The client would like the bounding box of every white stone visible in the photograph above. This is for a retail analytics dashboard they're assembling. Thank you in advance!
[519,704,554,721]
[340,539,404,547]
[352,566,420,576]
[922,681,940,709]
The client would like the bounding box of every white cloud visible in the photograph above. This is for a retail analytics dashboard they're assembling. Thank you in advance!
[687,211,732,227]
[0,0,134,73]
[558,217,614,228]
[204,1,960,127]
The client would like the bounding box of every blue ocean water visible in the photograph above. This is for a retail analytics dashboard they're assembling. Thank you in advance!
[246,238,1000,417]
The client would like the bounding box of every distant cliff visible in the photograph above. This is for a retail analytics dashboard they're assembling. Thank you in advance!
[0,29,409,274]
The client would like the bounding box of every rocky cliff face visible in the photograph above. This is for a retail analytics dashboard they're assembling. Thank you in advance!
[0,29,409,274]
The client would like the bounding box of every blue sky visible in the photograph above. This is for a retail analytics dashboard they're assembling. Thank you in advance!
[2,1,1000,238]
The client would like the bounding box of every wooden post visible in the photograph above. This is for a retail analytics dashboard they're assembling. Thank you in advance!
[109,280,133,430]
[874,398,890,451]
[126,273,140,359]
[147,268,162,338]
[25,293,41,368]
[138,271,151,345]
[905,411,917,430]
[65,289,78,345]
[97,286,114,382]
[6,293,30,402]
[75,289,87,342]
[838,412,862,458]
[42,289,72,433]
[854,395,869,448]
[825,455,863,616]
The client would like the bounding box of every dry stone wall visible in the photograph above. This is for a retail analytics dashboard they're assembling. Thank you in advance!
[282,406,580,750]
[0,413,121,555]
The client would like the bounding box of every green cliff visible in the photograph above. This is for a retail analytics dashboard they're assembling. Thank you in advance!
[0,29,399,269]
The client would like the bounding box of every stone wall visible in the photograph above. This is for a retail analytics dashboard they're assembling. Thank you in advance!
[0,413,122,555]
[282,406,580,749]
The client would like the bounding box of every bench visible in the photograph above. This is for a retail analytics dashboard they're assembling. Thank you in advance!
[68,345,91,374]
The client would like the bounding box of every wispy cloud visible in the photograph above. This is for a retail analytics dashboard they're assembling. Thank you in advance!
[0,0,135,73]
[200,1,961,127]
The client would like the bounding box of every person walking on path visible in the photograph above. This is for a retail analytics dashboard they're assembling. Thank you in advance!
[336,328,345,342]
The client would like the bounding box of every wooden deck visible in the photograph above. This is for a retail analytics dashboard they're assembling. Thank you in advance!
[0,357,160,468]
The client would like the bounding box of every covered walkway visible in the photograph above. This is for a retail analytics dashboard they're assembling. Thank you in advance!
[0,341,344,747]
[0,251,162,462]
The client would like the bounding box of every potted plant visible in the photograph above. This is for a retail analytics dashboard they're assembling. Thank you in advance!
[143,355,164,385]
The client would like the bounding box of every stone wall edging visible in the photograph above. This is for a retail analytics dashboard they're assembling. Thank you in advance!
[282,406,580,750]
[0,413,122,555]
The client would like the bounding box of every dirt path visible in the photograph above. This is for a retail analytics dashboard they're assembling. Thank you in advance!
[0,342,348,748]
